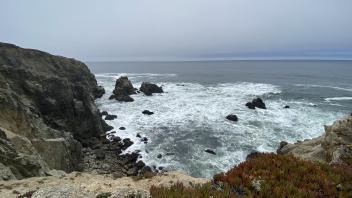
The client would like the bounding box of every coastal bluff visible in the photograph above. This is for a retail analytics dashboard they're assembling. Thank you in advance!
[278,115,352,165]
[0,42,105,180]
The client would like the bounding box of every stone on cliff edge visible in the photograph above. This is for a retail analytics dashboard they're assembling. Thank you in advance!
[139,82,163,96]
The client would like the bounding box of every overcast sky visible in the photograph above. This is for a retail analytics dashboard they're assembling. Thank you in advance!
[1,0,352,61]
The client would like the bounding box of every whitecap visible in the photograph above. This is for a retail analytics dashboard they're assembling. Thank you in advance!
[325,97,352,102]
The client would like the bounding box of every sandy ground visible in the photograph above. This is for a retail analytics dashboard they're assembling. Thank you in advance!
[0,171,209,197]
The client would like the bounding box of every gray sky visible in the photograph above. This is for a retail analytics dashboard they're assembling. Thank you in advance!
[1,0,352,61]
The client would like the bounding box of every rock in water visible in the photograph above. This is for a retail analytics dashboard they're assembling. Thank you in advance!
[142,110,154,115]
[110,76,135,102]
[246,98,267,109]
[284,105,290,109]
[0,42,105,179]
[100,111,108,116]
[205,149,216,155]
[245,102,255,109]
[121,138,134,150]
[139,82,163,96]
[105,114,117,120]
[226,114,238,122]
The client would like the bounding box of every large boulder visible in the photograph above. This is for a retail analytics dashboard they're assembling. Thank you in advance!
[226,114,238,122]
[246,98,266,109]
[277,115,352,165]
[109,76,135,102]
[0,42,105,179]
[139,82,163,96]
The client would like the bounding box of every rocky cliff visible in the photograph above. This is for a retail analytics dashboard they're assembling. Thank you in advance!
[277,115,352,164]
[0,42,105,180]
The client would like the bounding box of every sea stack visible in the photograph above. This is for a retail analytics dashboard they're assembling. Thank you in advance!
[109,76,136,102]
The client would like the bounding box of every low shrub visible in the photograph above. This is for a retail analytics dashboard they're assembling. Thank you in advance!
[150,153,352,197]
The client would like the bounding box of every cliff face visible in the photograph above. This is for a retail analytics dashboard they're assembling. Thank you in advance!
[0,42,104,180]
[278,115,352,164]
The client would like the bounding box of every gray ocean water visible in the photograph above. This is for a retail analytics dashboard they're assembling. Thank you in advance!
[87,60,352,178]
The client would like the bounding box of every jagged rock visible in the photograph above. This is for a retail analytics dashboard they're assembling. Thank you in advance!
[142,110,154,115]
[109,76,135,102]
[141,137,148,143]
[245,102,255,109]
[226,114,238,122]
[136,160,146,168]
[101,120,114,132]
[140,166,152,175]
[121,138,133,150]
[278,116,352,164]
[109,94,134,102]
[246,98,266,109]
[94,86,105,99]
[0,43,105,179]
[139,82,163,96]
[95,149,105,160]
[111,136,121,142]
[100,111,108,116]
[105,114,117,120]
[205,149,216,155]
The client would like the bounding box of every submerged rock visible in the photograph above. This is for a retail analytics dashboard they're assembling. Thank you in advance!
[226,114,238,122]
[139,82,163,96]
[142,110,154,115]
[205,149,216,155]
[246,98,266,109]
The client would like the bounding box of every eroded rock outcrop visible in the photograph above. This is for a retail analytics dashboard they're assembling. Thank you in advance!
[246,98,266,109]
[139,82,163,96]
[277,115,352,164]
[109,76,136,102]
[0,42,104,179]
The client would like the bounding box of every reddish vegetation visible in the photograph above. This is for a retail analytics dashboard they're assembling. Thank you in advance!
[150,153,352,198]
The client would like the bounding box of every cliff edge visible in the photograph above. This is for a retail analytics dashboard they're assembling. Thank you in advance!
[0,42,105,180]
[277,115,352,164]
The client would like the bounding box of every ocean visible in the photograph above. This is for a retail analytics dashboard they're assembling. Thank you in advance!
[87,60,352,178]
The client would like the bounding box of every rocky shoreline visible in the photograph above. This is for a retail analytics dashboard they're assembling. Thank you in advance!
[1,42,351,197]
[0,42,154,182]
